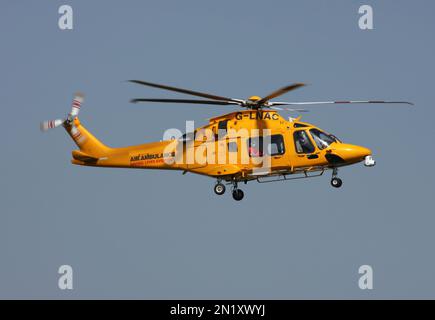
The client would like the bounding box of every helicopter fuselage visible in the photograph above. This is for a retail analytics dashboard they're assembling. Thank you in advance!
[69,110,374,184]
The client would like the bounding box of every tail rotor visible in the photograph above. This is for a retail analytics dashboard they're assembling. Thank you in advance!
[40,92,85,132]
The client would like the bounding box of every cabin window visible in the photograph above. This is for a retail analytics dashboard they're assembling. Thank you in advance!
[228,141,238,152]
[180,131,195,142]
[268,135,285,156]
[293,130,315,154]
[214,120,229,141]
[248,137,263,157]
[218,120,228,132]
[247,134,285,157]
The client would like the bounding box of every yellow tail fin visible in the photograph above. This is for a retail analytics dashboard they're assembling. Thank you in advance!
[66,117,111,158]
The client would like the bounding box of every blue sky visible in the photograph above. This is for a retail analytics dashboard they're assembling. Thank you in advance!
[0,0,434,298]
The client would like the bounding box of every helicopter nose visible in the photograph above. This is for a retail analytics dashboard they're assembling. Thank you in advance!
[331,144,372,163]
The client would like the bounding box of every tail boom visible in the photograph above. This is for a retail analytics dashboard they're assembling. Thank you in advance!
[68,119,178,170]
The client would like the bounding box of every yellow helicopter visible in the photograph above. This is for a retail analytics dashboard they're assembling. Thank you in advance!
[41,80,412,201]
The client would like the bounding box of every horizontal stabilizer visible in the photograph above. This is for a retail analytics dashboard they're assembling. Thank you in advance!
[72,150,99,163]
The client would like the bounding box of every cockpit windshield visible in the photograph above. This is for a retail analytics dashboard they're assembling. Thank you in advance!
[309,129,338,150]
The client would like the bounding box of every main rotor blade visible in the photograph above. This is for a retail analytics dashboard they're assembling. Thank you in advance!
[128,80,242,103]
[269,106,309,112]
[270,100,414,106]
[130,98,241,106]
[256,83,306,106]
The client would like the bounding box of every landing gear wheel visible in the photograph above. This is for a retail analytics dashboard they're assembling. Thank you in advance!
[232,189,244,201]
[331,177,343,188]
[214,183,226,195]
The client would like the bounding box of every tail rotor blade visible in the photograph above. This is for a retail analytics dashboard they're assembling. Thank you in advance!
[70,92,85,117]
[40,119,64,132]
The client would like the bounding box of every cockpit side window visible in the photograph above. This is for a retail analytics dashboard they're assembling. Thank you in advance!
[309,129,337,150]
[293,130,315,154]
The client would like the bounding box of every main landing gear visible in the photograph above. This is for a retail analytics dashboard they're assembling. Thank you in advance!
[214,179,244,201]
[232,188,244,201]
[330,168,342,188]
[230,180,244,201]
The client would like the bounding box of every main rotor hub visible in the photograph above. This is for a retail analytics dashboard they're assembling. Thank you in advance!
[245,95,266,109]
[248,95,261,102]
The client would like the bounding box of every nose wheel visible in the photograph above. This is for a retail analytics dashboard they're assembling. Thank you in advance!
[330,168,343,188]
[214,182,226,195]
